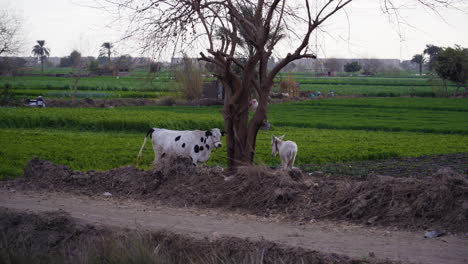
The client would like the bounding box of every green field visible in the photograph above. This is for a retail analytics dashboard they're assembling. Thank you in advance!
[1,98,467,178]
[0,70,458,99]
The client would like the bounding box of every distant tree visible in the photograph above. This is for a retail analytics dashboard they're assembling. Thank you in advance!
[0,56,26,75]
[433,45,468,95]
[344,61,362,73]
[59,57,70,67]
[69,50,82,67]
[97,55,108,66]
[324,58,342,73]
[70,55,91,101]
[411,54,425,76]
[88,59,99,73]
[0,10,23,56]
[175,55,203,100]
[147,61,163,84]
[115,54,133,71]
[424,44,442,71]
[361,59,383,76]
[31,40,50,73]
[100,42,113,63]
[60,50,82,68]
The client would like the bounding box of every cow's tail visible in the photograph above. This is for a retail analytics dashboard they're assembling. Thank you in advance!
[136,128,155,167]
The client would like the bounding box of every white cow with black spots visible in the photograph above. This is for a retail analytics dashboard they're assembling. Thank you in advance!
[271,135,297,170]
[137,128,224,166]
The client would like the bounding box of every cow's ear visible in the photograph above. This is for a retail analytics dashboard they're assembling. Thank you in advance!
[279,135,285,140]
[205,131,213,137]
[221,131,225,136]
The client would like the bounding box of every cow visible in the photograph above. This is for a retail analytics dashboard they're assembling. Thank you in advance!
[271,135,297,170]
[137,128,224,166]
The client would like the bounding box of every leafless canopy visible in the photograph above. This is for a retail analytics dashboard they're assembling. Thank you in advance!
[0,10,23,56]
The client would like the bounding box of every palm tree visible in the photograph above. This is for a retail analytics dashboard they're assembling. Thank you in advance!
[32,40,50,73]
[100,42,113,63]
[411,54,425,76]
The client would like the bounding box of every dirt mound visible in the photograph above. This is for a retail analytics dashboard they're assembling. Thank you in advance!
[13,157,468,232]
[212,166,306,210]
[0,207,400,264]
[315,169,468,230]
[306,153,468,179]
[0,207,103,255]
[1,208,398,264]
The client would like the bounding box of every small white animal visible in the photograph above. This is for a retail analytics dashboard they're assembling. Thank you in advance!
[249,99,258,112]
[271,135,297,170]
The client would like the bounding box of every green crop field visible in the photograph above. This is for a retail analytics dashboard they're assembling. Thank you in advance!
[0,70,458,99]
[1,98,467,178]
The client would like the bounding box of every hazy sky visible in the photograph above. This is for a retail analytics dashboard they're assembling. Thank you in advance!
[3,0,467,61]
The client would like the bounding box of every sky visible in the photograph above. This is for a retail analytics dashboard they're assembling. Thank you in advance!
[2,0,468,61]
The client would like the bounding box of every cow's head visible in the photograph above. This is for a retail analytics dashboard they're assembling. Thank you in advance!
[271,135,285,157]
[206,128,224,148]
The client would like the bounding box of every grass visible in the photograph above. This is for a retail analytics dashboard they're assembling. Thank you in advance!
[1,97,467,178]
[1,98,466,134]
[1,70,459,99]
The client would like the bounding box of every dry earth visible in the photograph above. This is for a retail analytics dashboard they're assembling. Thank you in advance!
[1,190,468,264]
[1,155,468,263]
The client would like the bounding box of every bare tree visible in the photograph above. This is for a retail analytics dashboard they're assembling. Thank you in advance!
[361,58,384,76]
[324,58,342,73]
[105,0,457,169]
[0,10,23,56]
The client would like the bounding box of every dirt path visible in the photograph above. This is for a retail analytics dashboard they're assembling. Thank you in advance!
[1,189,467,264]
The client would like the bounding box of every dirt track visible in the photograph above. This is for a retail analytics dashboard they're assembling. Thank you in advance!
[1,189,467,264]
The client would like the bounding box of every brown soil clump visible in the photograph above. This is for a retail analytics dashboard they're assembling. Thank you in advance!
[0,208,396,264]
[314,170,468,230]
[11,156,468,232]
[0,207,104,255]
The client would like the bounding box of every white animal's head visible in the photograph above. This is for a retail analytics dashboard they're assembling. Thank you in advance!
[207,128,224,148]
[249,99,258,112]
[271,135,285,156]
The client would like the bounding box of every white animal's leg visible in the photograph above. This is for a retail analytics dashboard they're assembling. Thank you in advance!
[288,151,297,169]
[280,153,287,170]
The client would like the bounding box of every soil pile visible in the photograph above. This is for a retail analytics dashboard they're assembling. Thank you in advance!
[0,207,103,255]
[0,208,396,264]
[309,153,468,179]
[314,170,468,230]
[14,156,468,232]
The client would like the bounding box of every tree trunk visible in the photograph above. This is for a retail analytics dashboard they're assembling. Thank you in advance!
[223,81,250,168]
[222,70,270,170]
[41,57,44,73]
[419,63,422,76]
[72,77,80,102]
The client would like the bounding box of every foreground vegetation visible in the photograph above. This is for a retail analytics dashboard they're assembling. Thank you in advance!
[1,98,467,178]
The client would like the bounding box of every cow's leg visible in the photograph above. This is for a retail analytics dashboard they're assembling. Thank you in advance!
[153,146,163,166]
[191,153,198,166]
